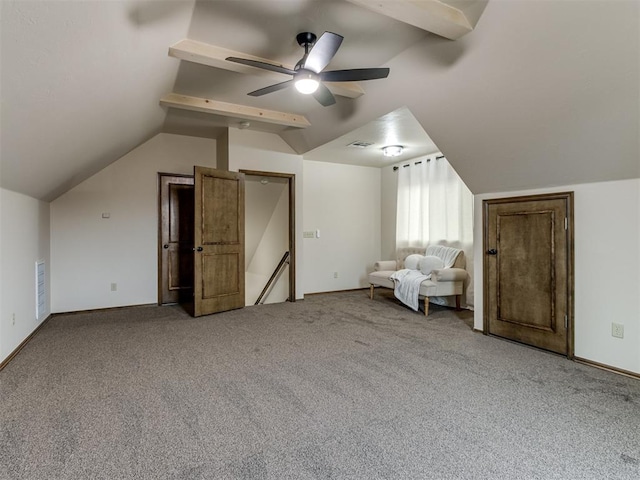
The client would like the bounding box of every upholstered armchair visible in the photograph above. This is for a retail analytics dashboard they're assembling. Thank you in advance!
[368,245,467,315]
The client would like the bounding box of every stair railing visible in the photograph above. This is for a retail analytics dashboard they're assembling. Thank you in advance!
[255,251,290,305]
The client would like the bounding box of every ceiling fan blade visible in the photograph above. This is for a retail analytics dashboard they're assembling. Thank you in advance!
[226,57,296,76]
[248,79,294,97]
[321,68,390,82]
[312,83,336,107]
[303,32,343,74]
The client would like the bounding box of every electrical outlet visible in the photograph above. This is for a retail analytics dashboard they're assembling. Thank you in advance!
[333,272,338,279]
[111,283,117,292]
[611,323,624,339]
[12,313,15,326]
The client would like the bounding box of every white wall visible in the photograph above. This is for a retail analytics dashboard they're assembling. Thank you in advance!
[246,187,289,305]
[228,128,304,300]
[245,178,287,268]
[473,179,640,374]
[50,133,216,312]
[303,160,381,293]
[0,188,51,364]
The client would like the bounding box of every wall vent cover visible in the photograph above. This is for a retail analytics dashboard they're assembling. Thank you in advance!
[347,141,374,148]
[36,261,46,320]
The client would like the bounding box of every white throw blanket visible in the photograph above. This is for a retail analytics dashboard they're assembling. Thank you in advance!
[426,245,461,268]
[390,269,429,311]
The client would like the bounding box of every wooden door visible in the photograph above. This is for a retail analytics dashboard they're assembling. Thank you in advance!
[484,193,574,356]
[158,174,194,305]
[193,166,245,317]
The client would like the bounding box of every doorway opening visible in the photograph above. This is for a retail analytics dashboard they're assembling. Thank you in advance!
[157,173,194,306]
[241,170,296,305]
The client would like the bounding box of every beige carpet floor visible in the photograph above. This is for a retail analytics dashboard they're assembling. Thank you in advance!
[1,290,639,479]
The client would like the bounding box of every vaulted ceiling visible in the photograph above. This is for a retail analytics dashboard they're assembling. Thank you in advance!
[1,1,638,202]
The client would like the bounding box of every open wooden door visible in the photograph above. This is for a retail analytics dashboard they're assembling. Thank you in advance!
[192,166,245,317]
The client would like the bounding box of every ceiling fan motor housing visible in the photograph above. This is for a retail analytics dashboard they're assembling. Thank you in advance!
[296,32,317,48]
[295,32,317,70]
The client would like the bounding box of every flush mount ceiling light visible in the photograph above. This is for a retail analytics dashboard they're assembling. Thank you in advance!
[382,145,403,157]
[294,70,320,94]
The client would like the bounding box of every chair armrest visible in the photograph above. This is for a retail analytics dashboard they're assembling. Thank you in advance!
[374,260,397,271]
[432,268,467,282]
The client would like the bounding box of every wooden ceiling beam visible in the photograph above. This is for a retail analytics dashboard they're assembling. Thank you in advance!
[345,0,475,40]
[169,39,365,99]
[160,93,311,129]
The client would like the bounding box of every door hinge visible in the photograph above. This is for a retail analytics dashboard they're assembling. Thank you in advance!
[564,217,568,230]
[564,315,568,329]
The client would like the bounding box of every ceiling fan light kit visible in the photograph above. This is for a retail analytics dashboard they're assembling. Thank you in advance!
[383,145,403,157]
[226,31,390,107]
[294,70,320,94]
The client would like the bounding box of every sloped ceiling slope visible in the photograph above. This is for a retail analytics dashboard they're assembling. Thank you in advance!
[283,0,640,194]
[0,1,195,201]
[2,1,637,201]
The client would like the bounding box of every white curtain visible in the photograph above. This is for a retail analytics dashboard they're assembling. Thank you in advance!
[396,156,474,307]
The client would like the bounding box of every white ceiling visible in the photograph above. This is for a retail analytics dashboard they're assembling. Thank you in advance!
[154,0,478,170]
[304,106,439,168]
[1,1,638,201]
[186,0,428,69]
[166,0,431,135]
[0,0,445,199]
[0,0,195,201]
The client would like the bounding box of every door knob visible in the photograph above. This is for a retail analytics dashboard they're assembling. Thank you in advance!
[196,246,203,252]
[486,249,497,255]
[163,244,169,249]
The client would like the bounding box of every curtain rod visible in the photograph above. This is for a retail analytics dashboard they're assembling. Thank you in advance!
[393,155,444,171]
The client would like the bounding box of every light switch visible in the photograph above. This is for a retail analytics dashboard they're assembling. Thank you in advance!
[102,213,110,219]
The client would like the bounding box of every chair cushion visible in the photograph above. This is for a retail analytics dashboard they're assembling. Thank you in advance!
[368,271,396,289]
[419,255,444,275]
[369,270,461,297]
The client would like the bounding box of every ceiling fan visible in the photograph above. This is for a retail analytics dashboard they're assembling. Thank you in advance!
[226,31,390,107]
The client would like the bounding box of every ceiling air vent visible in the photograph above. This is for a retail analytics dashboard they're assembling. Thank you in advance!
[347,141,374,148]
